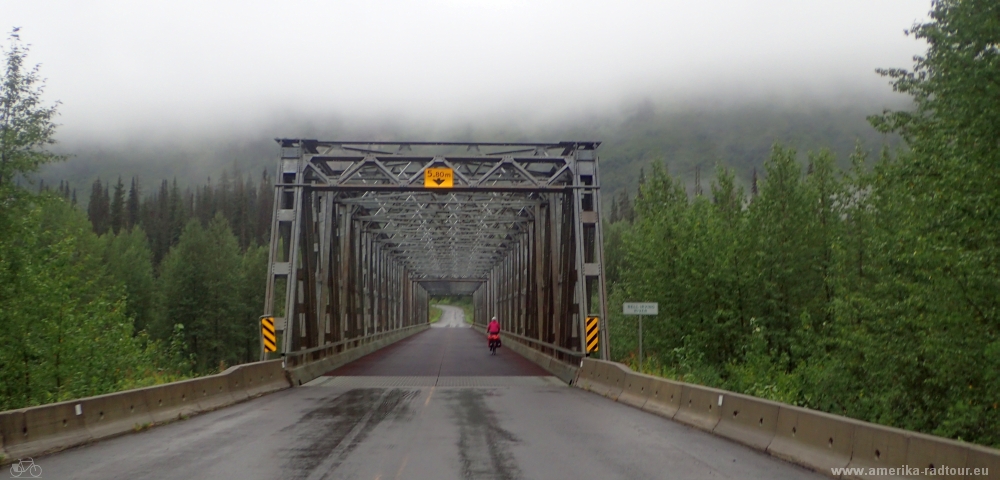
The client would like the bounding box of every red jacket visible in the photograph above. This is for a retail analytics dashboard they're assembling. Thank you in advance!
[487,320,501,334]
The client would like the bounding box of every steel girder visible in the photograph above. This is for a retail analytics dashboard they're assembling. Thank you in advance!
[262,140,611,364]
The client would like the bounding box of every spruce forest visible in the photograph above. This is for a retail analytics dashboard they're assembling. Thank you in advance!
[1,165,272,410]
[604,0,999,447]
[0,27,273,408]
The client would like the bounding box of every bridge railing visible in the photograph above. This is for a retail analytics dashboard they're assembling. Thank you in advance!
[282,324,427,369]
[282,324,430,386]
[496,330,585,360]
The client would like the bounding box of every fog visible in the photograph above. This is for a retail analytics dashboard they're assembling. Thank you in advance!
[4,1,929,143]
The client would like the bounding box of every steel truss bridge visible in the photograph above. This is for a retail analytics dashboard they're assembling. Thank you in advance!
[16,140,966,479]
[262,140,611,365]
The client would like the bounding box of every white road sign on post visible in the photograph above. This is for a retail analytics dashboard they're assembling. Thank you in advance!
[623,302,658,372]
[623,302,658,315]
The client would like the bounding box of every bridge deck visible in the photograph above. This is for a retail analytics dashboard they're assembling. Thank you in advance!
[33,308,824,479]
[327,323,549,377]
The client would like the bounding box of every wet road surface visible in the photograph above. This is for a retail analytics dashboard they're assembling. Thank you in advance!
[34,327,826,479]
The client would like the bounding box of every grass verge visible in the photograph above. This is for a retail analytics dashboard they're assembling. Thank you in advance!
[429,304,444,323]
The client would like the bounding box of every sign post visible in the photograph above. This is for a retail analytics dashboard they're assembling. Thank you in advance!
[623,302,658,372]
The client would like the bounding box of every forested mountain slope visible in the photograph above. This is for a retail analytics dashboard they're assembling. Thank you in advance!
[41,98,903,206]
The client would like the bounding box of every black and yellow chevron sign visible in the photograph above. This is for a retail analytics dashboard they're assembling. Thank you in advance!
[585,316,600,353]
[261,317,277,353]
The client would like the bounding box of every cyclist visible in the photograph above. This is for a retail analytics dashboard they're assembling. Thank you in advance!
[487,316,501,353]
[487,316,501,335]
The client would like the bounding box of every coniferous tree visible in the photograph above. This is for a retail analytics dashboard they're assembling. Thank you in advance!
[168,178,185,246]
[158,214,244,372]
[104,226,157,333]
[233,173,249,249]
[218,169,231,221]
[102,185,110,228]
[87,178,110,235]
[126,177,139,231]
[618,189,634,223]
[151,179,170,264]
[110,176,125,235]
[256,169,273,246]
[195,179,213,225]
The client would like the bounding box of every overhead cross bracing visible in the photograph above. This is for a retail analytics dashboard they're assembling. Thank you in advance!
[262,140,611,365]
[342,191,539,279]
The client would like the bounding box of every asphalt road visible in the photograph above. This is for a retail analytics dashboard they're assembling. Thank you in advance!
[430,304,468,329]
[328,319,547,377]
[33,326,825,480]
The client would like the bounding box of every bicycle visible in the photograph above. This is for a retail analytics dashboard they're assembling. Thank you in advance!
[488,333,501,355]
[10,457,42,478]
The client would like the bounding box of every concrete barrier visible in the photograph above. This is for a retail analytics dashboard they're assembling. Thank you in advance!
[3,401,91,459]
[80,388,155,441]
[843,423,911,479]
[574,358,599,391]
[674,384,725,432]
[767,405,861,473]
[0,410,23,462]
[143,378,202,424]
[225,365,252,403]
[617,371,654,409]
[905,432,969,476]
[235,359,287,398]
[191,373,237,412]
[586,361,625,400]
[713,392,781,451]
[641,376,682,418]
[965,444,999,479]
[574,358,1000,478]
[0,357,294,465]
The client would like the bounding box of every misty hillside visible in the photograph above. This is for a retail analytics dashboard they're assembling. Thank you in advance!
[41,100,903,205]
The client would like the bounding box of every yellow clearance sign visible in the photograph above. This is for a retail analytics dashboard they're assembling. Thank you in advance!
[425,167,453,188]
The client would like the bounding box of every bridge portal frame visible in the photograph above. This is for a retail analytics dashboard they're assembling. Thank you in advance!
[261,140,610,366]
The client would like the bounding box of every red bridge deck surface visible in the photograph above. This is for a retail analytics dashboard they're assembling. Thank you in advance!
[325,327,550,377]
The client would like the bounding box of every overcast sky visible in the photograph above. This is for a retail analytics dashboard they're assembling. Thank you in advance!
[3,1,930,142]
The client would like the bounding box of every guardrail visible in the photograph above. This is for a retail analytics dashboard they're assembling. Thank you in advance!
[0,359,289,464]
[284,324,430,386]
[496,330,586,359]
[283,324,428,368]
[576,359,1000,479]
